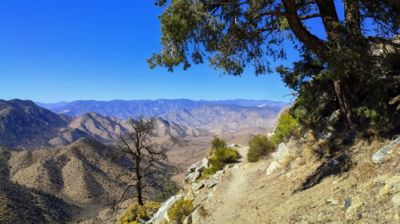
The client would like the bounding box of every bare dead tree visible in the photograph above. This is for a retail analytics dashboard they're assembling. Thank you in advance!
[114,117,169,212]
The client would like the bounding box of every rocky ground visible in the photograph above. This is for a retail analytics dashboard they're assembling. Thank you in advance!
[150,134,400,224]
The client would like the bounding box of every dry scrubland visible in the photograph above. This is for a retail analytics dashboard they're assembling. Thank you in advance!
[152,135,400,224]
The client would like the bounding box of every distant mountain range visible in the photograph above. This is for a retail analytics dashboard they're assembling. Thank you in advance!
[0,99,207,149]
[39,99,287,135]
[37,99,287,118]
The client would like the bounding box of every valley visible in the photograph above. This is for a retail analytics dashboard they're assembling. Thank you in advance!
[0,98,285,223]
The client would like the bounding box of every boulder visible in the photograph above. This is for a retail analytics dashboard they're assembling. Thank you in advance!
[266,142,298,175]
[187,158,208,173]
[197,158,209,172]
[187,161,201,173]
[371,137,400,164]
[266,161,281,175]
[214,170,224,177]
[275,143,296,165]
[192,181,205,192]
[185,171,201,183]
[205,178,218,188]
[274,143,289,160]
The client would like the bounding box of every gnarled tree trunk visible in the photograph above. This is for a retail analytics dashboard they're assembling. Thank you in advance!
[333,80,354,129]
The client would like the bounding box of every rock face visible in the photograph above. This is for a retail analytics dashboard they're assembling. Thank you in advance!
[185,158,209,183]
[266,161,281,175]
[371,137,400,164]
[266,142,297,175]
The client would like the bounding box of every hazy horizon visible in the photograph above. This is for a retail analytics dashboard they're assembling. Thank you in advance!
[2,97,291,104]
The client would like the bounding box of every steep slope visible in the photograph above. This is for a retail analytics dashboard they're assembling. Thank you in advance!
[6,138,176,221]
[0,100,208,149]
[66,112,127,143]
[0,99,68,148]
[0,146,76,223]
[8,138,134,206]
[159,136,400,224]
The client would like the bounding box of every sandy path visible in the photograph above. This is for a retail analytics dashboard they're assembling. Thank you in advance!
[199,146,260,224]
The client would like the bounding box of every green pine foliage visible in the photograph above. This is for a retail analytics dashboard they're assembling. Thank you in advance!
[153,1,400,135]
[272,110,299,145]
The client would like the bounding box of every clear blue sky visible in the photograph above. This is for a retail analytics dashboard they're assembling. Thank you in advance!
[0,0,333,103]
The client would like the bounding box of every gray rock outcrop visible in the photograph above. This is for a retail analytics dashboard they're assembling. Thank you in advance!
[371,136,400,164]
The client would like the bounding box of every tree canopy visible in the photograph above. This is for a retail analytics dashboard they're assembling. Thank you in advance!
[151,0,400,133]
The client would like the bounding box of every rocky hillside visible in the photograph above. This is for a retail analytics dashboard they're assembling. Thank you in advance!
[0,99,69,148]
[0,99,209,149]
[3,138,175,222]
[147,134,400,224]
[0,146,77,224]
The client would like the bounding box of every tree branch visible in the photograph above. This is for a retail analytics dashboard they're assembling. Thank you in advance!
[113,184,135,221]
[315,0,341,40]
[282,0,326,58]
[299,13,321,20]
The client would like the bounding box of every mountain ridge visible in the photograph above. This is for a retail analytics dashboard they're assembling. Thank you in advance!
[37,99,288,119]
[38,99,286,137]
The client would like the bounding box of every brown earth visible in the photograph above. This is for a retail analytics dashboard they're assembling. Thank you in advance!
[190,137,400,224]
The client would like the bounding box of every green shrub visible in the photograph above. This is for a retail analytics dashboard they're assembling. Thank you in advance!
[211,136,227,153]
[214,146,240,163]
[203,146,240,176]
[118,202,160,224]
[272,109,299,144]
[167,199,194,224]
[247,135,275,162]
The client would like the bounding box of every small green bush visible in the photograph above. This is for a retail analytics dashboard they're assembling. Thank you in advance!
[272,109,299,144]
[211,136,227,153]
[247,135,275,162]
[167,199,194,224]
[203,146,240,176]
[118,202,160,224]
